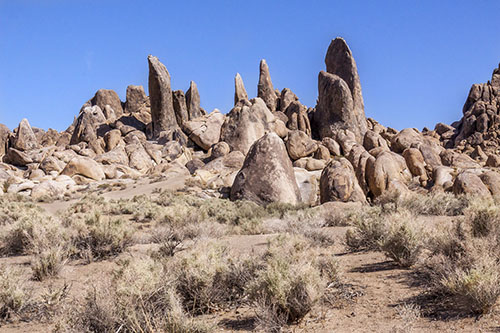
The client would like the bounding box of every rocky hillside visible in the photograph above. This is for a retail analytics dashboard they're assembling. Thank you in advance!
[1,37,500,203]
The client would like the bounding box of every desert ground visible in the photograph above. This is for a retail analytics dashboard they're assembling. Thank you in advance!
[1,176,500,332]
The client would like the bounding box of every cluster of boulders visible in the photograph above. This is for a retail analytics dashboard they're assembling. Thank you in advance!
[1,38,500,204]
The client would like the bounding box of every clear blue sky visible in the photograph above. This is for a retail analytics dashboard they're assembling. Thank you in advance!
[1,0,500,132]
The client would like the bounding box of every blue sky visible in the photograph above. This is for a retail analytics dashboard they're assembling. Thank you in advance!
[1,0,500,131]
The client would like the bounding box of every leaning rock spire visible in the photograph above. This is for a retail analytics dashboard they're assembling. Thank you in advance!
[234,73,249,105]
[148,55,179,137]
[258,59,277,111]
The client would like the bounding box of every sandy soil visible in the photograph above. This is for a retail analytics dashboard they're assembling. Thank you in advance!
[2,185,500,332]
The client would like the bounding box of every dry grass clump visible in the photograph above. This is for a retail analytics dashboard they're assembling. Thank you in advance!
[64,259,210,333]
[31,246,68,281]
[345,206,387,251]
[0,210,66,257]
[375,191,470,216]
[70,211,133,261]
[247,234,340,331]
[465,198,500,237]
[424,207,500,314]
[169,242,259,314]
[0,265,31,322]
[378,212,424,267]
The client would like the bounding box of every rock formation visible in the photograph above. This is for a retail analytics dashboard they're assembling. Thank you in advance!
[230,133,301,205]
[148,55,178,137]
[257,59,278,112]
[186,81,203,120]
[234,73,248,105]
[1,38,500,205]
[314,37,367,142]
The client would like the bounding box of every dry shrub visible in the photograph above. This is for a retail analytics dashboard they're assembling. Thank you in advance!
[0,211,66,257]
[379,212,424,267]
[376,191,470,216]
[170,242,259,314]
[70,211,133,261]
[465,198,500,237]
[425,214,500,314]
[31,246,68,281]
[64,259,210,332]
[345,206,387,251]
[0,265,31,322]
[247,234,340,331]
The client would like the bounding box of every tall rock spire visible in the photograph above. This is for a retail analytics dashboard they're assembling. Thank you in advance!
[186,80,202,120]
[257,59,277,111]
[313,37,367,142]
[148,55,178,137]
[234,73,248,105]
[324,37,367,137]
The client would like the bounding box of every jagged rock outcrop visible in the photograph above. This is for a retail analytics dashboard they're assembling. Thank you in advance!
[70,106,106,147]
[279,88,298,113]
[258,59,278,112]
[220,98,275,155]
[88,89,124,118]
[284,101,311,135]
[230,132,301,205]
[148,55,178,137]
[314,38,367,142]
[286,130,317,160]
[446,64,500,153]
[12,119,39,151]
[186,81,203,120]
[184,110,224,150]
[125,85,149,114]
[234,73,248,105]
[0,124,10,156]
[320,157,366,204]
[172,90,189,128]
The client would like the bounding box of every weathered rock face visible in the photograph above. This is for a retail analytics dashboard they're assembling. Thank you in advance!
[234,73,248,105]
[279,88,298,113]
[314,70,366,142]
[184,110,225,150]
[0,124,10,156]
[444,64,500,153]
[258,59,277,112]
[230,133,301,205]
[3,148,33,166]
[402,148,428,184]
[90,89,124,118]
[320,157,366,204]
[285,101,311,135]
[186,81,203,120]
[125,85,149,114]
[148,55,178,137]
[220,98,275,155]
[61,156,105,181]
[70,106,106,145]
[453,171,491,197]
[480,170,500,197]
[314,37,367,142]
[366,151,411,197]
[286,130,317,160]
[172,90,189,129]
[12,119,39,151]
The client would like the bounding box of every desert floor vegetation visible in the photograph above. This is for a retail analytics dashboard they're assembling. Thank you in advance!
[1,189,500,332]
